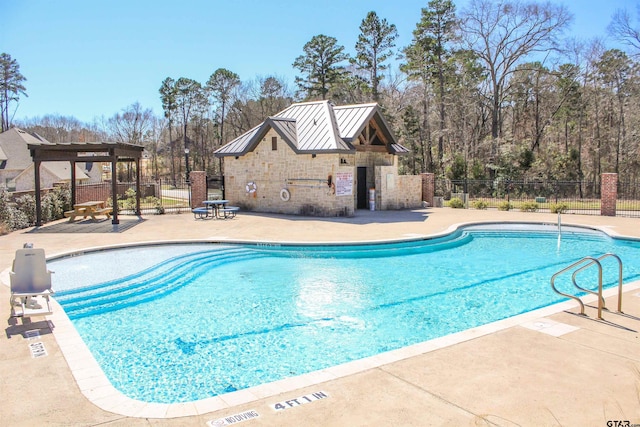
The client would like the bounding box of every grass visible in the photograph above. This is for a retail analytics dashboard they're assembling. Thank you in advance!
[443,197,640,212]
[160,197,189,207]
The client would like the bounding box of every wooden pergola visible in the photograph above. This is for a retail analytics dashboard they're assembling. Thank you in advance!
[28,141,145,226]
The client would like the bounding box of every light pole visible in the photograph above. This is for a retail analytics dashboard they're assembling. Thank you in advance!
[184,148,190,183]
[184,148,191,207]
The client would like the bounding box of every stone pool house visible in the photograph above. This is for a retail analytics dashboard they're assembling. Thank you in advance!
[213,100,423,216]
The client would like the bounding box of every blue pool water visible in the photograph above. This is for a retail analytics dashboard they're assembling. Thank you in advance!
[49,224,640,404]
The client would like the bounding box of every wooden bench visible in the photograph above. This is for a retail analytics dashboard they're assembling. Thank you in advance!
[218,206,239,219]
[64,209,89,222]
[95,207,112,219]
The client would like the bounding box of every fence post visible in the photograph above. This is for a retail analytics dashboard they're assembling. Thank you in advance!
[421,173,435,207]
[190,171,207,209]
[600,173,618,216]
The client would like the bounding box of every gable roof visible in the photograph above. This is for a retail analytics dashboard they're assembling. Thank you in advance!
[215,100,408,157]
[12,162,90,184]
[0,127,50,170]
[334,103,409,155]
[42,162,90,181]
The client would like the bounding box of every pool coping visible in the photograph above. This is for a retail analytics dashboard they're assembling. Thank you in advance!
[41,218,638,262]
[36,220,640,419]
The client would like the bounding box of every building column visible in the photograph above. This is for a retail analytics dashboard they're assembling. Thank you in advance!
[600,173,618,216]
[421,173,435,207]
[190,171,207,208]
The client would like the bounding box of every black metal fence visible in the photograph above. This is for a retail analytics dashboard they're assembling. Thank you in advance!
[79,176,640,218]
[617,179,640,218]
[435,179,640,217]
[78,178,193,214]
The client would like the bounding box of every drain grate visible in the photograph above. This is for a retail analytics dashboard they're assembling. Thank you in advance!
[29,342,48,358]
[24,330,41,340]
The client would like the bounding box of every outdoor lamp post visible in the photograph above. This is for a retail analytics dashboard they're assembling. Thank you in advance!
[184,148,191,184]
[184,147,191,208]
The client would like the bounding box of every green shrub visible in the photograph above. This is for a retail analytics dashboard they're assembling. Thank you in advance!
[113,190,164,214]
[448,197,465,208]
[471,200,489,210]
[497,201,513,211]
[550,202,569,214]
[14,195,36,226]
[144,196,164,214]
[118,188,138,211]
[0,190,30,230]
[0,186,71,233]
[520,201,539,212]
[41,185,71,222]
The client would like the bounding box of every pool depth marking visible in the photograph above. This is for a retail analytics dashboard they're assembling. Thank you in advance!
[271,391,329,411]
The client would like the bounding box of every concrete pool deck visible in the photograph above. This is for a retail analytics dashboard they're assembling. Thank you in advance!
[1,208,639,426]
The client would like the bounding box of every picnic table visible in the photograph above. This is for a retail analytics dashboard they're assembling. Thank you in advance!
[192,200,240,219]
[64,201,112,222]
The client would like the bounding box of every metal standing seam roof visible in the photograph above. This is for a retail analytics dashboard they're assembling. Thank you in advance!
[333,103,378,142]
[215,100,408,157]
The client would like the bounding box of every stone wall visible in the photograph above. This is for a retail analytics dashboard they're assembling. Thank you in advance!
[222,129,355,216]
[375,164,423,210]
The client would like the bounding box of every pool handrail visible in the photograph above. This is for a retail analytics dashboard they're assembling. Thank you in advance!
[571,253,624,313]
[550,256,603,318]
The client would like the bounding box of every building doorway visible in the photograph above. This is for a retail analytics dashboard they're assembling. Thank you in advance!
[357,167,368,209]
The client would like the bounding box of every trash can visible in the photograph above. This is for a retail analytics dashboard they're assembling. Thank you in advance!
[369,188,375,211]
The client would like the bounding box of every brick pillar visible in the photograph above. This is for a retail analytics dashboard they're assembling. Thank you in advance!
[421,173,435,207]
[190,171,207,209]
[600,173,618,216]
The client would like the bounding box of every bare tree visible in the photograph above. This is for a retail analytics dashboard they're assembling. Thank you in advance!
[459,0,572,146]
[145,116,167,179]
[106,102,153,145]
[257,75,292,117]
[608,6,640,54]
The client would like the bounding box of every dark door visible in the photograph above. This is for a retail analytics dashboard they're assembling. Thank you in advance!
[357,167,368,209]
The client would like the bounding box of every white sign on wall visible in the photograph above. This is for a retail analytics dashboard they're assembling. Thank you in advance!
[386,173,395,190]
[335,172,353,196]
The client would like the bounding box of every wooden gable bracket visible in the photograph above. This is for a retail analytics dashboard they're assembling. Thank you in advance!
[356,118,389,152]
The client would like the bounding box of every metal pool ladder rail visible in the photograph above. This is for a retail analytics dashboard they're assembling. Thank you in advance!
[550,253,624,319]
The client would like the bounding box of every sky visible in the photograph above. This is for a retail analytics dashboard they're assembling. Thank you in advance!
[1,0,636,124]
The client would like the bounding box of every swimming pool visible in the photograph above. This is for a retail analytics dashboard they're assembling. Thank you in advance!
[49,223,640,404]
